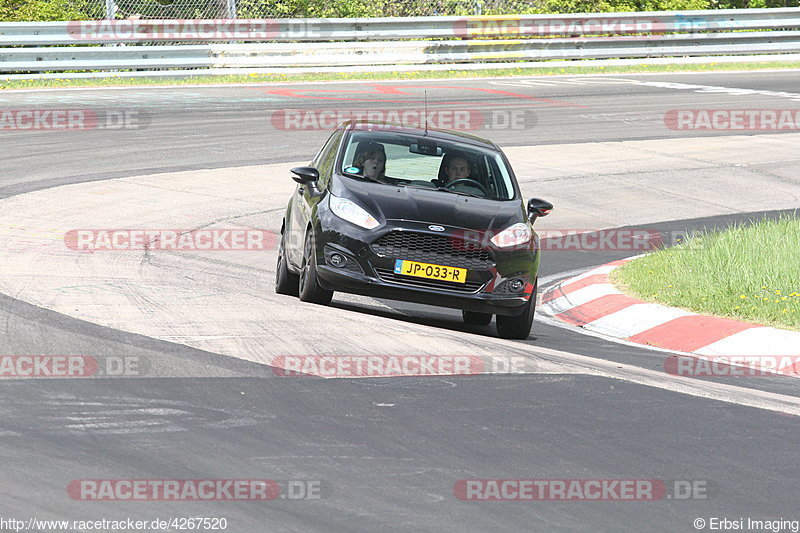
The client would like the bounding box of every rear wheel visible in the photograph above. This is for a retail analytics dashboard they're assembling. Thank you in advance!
[496,281,537,340]
[462,310,492,326]
[275,231,299,296]
[298,230,333,305]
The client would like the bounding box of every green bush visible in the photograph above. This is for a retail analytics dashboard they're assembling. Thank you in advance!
[0,0,98,20]
[501,0,711,13]
[237,0,383,18]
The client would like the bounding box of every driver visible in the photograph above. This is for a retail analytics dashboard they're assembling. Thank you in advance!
[436,152,473,186]
[444,155,471,184]
[434,152,484,196]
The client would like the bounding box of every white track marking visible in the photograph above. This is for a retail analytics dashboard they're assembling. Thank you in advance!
[629,80,800,102]
[583,303,692,338]
[545,283,622,311]
[696,327,800,356]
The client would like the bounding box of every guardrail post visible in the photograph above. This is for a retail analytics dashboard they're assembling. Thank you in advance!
[105,0,116,20]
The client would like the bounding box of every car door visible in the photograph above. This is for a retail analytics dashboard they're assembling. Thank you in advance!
[287,128,343,268]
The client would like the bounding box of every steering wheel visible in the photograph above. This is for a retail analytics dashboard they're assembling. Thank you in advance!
[445,178,489,196]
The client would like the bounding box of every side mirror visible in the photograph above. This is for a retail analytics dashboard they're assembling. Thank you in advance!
[291,166,320,185]
[527,198,553,222]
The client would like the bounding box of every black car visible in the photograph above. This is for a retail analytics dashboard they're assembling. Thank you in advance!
[276,121,552,339]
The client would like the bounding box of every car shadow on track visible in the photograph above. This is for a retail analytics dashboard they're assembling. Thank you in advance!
[327,298,540,343]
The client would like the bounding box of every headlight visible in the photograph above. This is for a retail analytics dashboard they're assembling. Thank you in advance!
[490,222,532,248]
[329,195,380,230]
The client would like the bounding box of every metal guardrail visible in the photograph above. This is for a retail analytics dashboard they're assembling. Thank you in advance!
[1,8,800,76]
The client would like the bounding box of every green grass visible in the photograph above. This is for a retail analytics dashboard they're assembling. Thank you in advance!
[3,60,800,89]
[611,215,800,332]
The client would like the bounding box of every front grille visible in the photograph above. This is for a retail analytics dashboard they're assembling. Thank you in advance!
[371,231,494,270]
[374,268,484,293]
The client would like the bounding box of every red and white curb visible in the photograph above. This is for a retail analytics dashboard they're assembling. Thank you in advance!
[540,259,800,376]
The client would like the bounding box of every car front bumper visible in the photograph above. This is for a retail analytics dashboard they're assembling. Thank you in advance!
[313,210,540,316]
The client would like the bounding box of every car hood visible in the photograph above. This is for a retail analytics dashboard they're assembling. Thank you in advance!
[331,176,524,231]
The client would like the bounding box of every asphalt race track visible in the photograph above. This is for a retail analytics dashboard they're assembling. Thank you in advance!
[1,70,799,532]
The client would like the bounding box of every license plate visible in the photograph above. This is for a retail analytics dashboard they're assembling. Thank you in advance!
[393,259,467,284]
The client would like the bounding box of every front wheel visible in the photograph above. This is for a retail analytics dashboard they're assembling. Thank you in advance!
[496,281,537,340]
[298,230,333,305]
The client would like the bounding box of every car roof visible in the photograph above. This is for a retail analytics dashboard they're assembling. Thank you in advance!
[340,120,501,151]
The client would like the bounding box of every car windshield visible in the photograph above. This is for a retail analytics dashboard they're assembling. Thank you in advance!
[339,131,517,200]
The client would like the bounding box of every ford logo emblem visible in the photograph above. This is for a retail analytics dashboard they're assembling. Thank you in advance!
[428,225,446,232]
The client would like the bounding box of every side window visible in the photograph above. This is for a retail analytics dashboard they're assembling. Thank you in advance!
[314,130,343,189]
[311,130,337,167]
[477,155,498,198]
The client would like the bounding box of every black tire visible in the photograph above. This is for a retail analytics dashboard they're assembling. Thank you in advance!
[298,230,334,305]
[462,310,492,326]
[496,281,537,340]
[275,231,299,296]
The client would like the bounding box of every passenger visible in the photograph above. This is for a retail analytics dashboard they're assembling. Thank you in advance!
[352,142,386,181]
